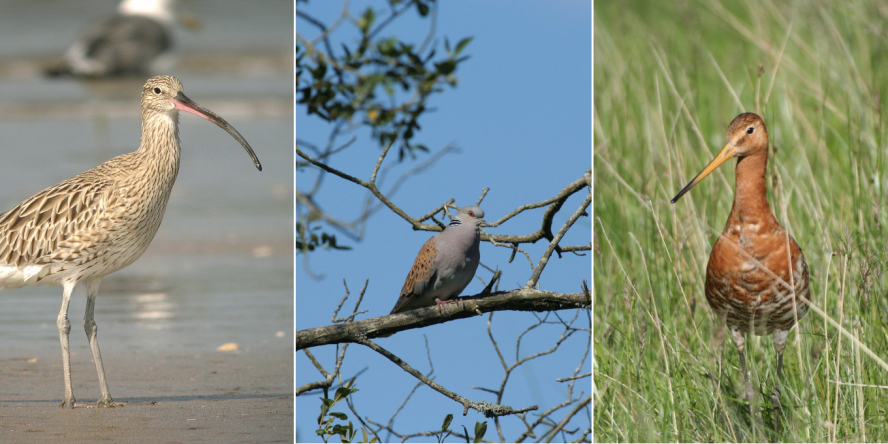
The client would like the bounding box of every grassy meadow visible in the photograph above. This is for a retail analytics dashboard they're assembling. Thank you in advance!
[594,0,888,441]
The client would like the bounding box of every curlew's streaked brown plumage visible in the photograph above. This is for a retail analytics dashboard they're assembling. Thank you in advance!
[0,75,261,408]
[671,113,809,418]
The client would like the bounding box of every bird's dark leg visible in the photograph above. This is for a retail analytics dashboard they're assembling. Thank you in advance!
[731,328,754,403]
[730,326,757,439]
[738,349,754,403]
[772,330,789,435]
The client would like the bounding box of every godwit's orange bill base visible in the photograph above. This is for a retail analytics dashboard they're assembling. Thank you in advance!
[0,75,261,408]
[671,113,809,426]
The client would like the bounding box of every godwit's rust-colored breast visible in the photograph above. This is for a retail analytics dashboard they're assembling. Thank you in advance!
[704,205,810,336]
[671,112,810,337]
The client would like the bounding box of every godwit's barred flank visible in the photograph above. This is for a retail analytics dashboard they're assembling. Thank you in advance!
[671,113,809,414]
[0,75,261,408]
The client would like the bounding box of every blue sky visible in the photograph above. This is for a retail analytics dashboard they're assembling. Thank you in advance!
[296,1,591,441]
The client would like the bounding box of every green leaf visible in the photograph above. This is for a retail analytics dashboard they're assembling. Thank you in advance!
[416,1,430,16]
[441,413,453,431]
[454,37,473,56]
[437,60,457,75]
[473,422,487,442]
[334,386,359,402]
[358,8,375,33]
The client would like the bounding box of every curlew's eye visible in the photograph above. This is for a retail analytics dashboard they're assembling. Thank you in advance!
[746,126,754,134]
[153,87,162,94]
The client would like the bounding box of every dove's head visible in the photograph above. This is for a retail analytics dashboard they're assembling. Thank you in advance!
[456,206,487,227]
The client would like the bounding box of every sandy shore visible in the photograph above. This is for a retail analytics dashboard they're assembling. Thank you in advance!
[0,345,293,443]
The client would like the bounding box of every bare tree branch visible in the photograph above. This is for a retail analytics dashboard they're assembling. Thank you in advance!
[296,289,590,350]
[299,141,592,247]
[527,189,591,288]
[357,337,539,418]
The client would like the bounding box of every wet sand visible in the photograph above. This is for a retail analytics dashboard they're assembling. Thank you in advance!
[0,346,292,442]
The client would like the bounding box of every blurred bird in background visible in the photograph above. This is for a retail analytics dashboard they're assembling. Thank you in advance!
[44,0,200,77]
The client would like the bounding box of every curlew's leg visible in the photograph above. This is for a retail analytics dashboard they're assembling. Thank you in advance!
[83,277,114,407]
[730,327,753,403]
[57,282,77,408]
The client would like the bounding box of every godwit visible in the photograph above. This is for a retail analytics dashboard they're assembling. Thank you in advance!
[0,75,261,408]
[671,113,809,412]
[45,0,184,77]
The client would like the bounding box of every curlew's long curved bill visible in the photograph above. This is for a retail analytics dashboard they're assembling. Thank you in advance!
[670,143,736,203]
[172,92,263,171]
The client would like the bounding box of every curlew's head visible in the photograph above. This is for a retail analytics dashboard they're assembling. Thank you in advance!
[141,75,262,171]
[671,112,768,203]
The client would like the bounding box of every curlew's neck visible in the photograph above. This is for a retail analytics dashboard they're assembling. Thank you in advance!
[726,150,777,227]
[137,109,181,182]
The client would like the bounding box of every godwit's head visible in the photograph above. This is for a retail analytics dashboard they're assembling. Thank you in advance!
[671,112,768,203]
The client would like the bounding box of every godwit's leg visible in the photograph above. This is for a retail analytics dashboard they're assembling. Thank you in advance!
[730,327,753,403]
[83,277,114,407]
[772,330,789,433]
[57,281,77,408]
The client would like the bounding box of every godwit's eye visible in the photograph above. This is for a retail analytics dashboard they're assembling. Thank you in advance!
[746,126,754,134]
[153,87,162,94]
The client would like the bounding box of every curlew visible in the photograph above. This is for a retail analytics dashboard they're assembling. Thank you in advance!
[0,75,261,408]
[671,113,809,419]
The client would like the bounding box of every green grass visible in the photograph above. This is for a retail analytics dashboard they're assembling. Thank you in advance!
[594,0,888,441]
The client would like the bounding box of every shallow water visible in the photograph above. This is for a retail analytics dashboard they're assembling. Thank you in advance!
[0,0,293,372]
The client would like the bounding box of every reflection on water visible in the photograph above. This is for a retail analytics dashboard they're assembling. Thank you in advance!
[130,293,175,324]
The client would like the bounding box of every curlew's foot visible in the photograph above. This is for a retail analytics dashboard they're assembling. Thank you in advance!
[59,397,76,409]
[97,396,115,408]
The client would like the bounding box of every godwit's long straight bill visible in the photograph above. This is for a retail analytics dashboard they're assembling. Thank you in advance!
[172,92,263,171]
[670,142,736,203]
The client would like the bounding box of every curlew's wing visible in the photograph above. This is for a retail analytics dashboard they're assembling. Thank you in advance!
[0,173,116,273]
[389,237,438,314]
